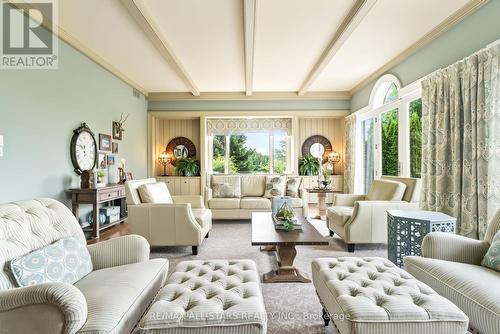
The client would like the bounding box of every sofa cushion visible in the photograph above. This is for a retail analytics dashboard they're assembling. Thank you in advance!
[240,197,271,209]
[10,237,92,287]
[192,208,212,228]
[213,183,239,198]
[404,256,500,334]
[211,175,241,197]
[482,230,500,272]
[263,175,286,198]
[208,198,240,209]
[241,175,266,197]
[138,182,173,204]
[327,206,353,226]
[366,179,406,201]
[75,258,168,334]
[286,177,302,198]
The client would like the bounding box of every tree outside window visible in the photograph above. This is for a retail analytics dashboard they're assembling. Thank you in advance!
[409,99,422,178]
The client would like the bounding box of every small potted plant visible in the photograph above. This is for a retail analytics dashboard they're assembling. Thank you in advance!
[175,158,200,176]
[298,154,320,176]
[276,203,296,231]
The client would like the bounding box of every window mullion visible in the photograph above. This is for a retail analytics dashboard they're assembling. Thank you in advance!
[225,135,230,174]
[269,135,274,174]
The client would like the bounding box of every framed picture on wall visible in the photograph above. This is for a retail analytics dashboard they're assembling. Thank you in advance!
[107,155,115,165]
[112,142,118,153]
[126,172,133,181]
[98,153,107,169]
[99,134,111,151]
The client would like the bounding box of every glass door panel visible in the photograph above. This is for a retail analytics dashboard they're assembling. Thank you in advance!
[381,108,399,176]
[362,118,375,193]
[409,99,422,178]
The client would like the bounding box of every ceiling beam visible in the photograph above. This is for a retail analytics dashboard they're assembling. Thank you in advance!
[147,91,351,101]
[243,0,257,96]
[120,0,200,96]
[297,0,377,96]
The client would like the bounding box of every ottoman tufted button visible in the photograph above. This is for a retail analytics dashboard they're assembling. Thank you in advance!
[368,272,379,280]
[393,279,404,286]
[329,263,337,269]
[356,262,363,267]
[337,273,347,281]
[375,296,386,307]
[384,287,394,296]
[349,288,360,297]
[360,280,371,287]
[348,267,357,273]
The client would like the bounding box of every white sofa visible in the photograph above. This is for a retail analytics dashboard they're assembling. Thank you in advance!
[205,174,308,220]
[404,210,500,334]
[126,178,212,255]
[0,198,168,334]
[327,176,421,252]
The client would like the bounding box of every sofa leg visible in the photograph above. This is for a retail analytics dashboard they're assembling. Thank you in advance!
[329,230,334,237]
[347,244,355,253]
[192,246,198,255]
[205,232,209,238]
[322,308,330,326]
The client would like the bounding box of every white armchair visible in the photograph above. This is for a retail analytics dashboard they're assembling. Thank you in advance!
[125,178,212,255]
[327,176,421,252]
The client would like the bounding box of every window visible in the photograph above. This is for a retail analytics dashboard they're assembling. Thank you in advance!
[230,133,269,173]
[383,83,398,104]
[273,133,287,174]
[362,118,375,193]
[212,135,226,173]
[381,108,399,176]
[409,99,422,178]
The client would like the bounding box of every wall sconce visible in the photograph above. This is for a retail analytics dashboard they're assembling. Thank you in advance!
[158,151,172,176]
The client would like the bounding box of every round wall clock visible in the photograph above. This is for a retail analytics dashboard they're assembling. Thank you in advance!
[166,137,196,166]
[301,135,332,161]
[70,123,98,175]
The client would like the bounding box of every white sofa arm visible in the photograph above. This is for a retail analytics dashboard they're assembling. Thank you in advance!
[87,234,150,270]
[333,194,367,206]
[422,232,490,265]
[172,195,204,209]
[0,282,87,334]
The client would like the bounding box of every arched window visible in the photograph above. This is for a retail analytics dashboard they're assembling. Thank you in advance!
[370,74,401,108]
[383,83,399,104]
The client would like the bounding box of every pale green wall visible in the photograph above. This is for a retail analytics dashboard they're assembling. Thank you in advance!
[148,99,350,111]
[351,0,500,112]
[0,39,148,204]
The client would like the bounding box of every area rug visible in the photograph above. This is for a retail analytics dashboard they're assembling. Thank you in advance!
[150,219,387,334]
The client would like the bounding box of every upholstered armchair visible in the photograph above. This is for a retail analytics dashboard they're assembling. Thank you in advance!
[327,176,421,252]
[0,198,168,334]
[125,178,212,255]
[404,210,500,334]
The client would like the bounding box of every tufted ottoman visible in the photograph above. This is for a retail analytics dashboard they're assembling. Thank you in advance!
[312,257,469,334]
[139,260,267,334]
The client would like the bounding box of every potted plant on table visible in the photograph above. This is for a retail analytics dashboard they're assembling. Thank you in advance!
[276,203,296,231]
[298,154,320,176]
[175,158,200,176]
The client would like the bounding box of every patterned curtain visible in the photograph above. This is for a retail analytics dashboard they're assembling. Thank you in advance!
[343,114,356,194]
[421,42,500,239]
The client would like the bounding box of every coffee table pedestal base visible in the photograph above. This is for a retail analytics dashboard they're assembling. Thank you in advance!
[261,245,311,283]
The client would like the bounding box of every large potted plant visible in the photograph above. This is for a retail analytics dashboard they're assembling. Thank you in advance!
[175,158,200,176]
[298,154,320,176]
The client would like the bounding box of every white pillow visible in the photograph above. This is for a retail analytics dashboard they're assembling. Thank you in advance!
[138,182,173,204]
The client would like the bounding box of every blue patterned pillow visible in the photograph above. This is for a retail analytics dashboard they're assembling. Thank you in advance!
[481,231,500,272]
[10,237,93,287]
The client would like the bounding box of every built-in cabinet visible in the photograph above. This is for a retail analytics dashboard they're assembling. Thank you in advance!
[301,175,344,204]
[157,176,201,196]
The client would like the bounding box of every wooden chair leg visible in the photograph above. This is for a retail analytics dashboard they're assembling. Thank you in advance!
[347,244,355,252]
[205,232,209,238]
[329,230,334,237]
[192,246,198,255]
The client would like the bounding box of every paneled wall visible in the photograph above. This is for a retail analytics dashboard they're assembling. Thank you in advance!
[298,117,345,174]
[154,119,200,176]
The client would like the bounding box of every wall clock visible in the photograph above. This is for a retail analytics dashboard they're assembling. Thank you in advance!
[301,135,332,162]
[70,123,98,175]
[166,137,196,166]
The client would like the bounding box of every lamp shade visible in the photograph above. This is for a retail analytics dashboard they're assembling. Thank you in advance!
[158,151,172,165]
[327,151,341,163]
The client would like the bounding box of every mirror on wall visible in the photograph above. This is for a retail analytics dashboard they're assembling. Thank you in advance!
[174,145,189,159]
[310,143,325,159]
[166,137,197,166]
[301,135,332,162]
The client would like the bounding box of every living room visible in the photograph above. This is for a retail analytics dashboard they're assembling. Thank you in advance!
[0,1,499,334]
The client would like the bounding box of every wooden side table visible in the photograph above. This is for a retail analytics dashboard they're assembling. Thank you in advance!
[305,188,342,220]
[67,184,128,240]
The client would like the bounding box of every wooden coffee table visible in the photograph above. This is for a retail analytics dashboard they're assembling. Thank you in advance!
[251,212,329,283]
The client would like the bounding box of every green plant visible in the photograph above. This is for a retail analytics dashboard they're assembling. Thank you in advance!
[298,154,320,176]
[175,158,200,176]
[276,203,295,231]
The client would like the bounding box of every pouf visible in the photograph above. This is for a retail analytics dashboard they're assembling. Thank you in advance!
[139,260,267,334]
[312,257,468,334]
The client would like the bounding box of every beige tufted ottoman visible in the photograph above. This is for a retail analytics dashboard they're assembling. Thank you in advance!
[312,257,469,334]
[139,260,267,334]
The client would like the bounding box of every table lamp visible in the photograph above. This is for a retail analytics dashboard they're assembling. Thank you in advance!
[158,151,172,176]
[326,151,341,174]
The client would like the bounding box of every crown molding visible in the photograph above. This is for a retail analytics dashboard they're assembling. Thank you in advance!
[243,0,257,96]
[298,0,377,96]
[147,91,351,101]
[349,0,489,95]
[120,0,200,96]
[7,1,148,96]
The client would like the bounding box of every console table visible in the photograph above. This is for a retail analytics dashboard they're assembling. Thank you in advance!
[67,184,127,240]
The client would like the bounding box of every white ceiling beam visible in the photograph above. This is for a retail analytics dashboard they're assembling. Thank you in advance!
[297,0,377,96]
[147,91,351,101]
[120,0,200,96]
[243,0,257,96]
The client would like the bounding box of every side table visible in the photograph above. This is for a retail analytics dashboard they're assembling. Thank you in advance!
[305,188,342,220]
[387,210,456,267]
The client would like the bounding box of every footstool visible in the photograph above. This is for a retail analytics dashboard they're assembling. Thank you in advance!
[139,260,267,334]
[312,257,469,334]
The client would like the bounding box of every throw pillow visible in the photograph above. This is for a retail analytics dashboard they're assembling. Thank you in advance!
[286,177,302,198]
[10,237,93,287]
[263,175,286,198]
[213,183,239,198]
[481,230,500,272]
[138,182,173,203]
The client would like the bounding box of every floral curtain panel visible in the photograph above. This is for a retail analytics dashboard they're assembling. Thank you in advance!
[207,118,292,136]
[421,42,500,239]
[343,114,356,194]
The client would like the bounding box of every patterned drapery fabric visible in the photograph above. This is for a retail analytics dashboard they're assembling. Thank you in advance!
[207,118,292,135]
[421,42,500,239]
[344,114,356,194]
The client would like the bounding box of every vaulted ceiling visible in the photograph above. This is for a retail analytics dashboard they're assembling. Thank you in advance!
[53,0,481,97]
